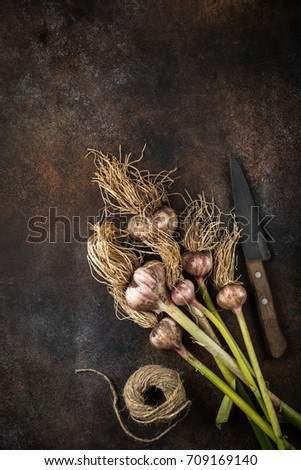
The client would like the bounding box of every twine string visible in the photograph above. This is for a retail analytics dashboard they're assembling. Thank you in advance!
[75,365,191,443]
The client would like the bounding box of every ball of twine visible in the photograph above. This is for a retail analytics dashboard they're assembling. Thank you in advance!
[76,364,191,443]
[123,364,190,425]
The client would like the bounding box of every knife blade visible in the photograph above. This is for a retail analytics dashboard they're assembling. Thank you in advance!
[230,155,287,358]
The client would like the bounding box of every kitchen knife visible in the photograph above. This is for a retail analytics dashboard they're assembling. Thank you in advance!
[230,155,287,358]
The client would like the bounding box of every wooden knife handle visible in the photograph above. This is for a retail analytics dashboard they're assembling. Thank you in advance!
[245,258,287,358]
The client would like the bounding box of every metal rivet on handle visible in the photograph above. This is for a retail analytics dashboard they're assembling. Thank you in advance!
[255,271,262,278]
[262,298,268,305]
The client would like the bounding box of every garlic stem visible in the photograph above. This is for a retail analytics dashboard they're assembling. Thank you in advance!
[198,281,301,430]
[174,346,277,444]
[195,290,301,431]
[149,317,278,448]
[191,299,269,420]
[197,279,256,376]
[189,305,236,392]
[235,307,285,450]
[197,277,222,319]
[158,300,249,386]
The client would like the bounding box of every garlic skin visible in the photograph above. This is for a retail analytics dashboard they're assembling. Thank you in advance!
[182,251,212,279]
[149,317,183,351]
[171,279,195,306]
[216,284,247,312]
[152,205,178,236]
[128,215,152,241]
[125,261,169,312]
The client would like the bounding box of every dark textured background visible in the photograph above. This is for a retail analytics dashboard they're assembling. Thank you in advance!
[1,0,301,450]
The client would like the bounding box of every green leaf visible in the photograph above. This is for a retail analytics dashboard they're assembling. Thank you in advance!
[216,395,234,429]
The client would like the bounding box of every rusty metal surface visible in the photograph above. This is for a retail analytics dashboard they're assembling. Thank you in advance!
[1,0,301,450]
